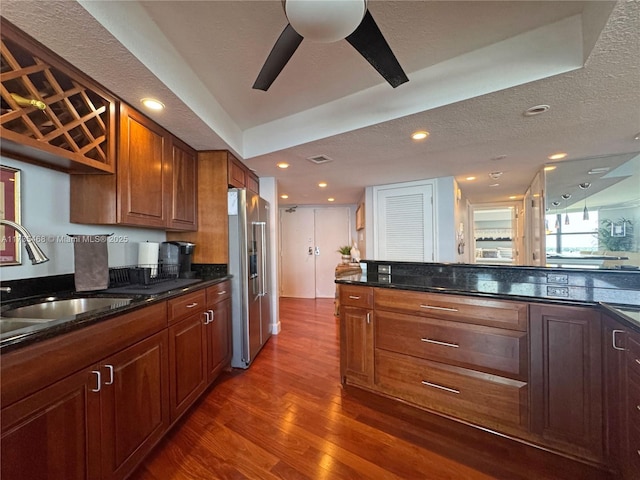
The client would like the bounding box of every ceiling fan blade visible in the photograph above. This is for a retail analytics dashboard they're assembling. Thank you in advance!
[253,24,304,91]
[346,10,408,88]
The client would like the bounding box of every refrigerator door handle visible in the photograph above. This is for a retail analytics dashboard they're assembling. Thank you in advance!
[257,221,268,297]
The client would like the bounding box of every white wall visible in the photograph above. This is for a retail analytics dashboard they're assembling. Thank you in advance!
[258,176,280,334]
[1,157,166,281]
[365,176,462,263]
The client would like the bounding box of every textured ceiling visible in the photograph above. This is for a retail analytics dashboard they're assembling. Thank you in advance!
[1,0,638,208]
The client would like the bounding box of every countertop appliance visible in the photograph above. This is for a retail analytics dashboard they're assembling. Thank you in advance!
[160,241,196,278]
[228,188,272,368]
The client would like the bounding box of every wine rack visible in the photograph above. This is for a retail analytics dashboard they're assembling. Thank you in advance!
[0,19,116,173]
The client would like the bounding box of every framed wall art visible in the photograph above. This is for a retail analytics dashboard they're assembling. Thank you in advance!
[1,165,22,265]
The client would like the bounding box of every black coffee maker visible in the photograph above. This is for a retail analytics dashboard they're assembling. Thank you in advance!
[160,241,196,278]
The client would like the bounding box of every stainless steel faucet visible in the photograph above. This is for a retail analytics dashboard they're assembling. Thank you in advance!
[0,219,49,264]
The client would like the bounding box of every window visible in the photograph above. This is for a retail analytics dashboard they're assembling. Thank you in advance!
[545,211,599,255]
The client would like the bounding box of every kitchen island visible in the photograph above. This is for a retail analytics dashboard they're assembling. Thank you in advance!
[336,260,640,479]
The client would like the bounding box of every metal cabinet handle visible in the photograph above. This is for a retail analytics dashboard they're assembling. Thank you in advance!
[218,291,226,295]
[366,312,370,325]
[421,338,459,348]
[91,370,101,392]
[612,329,626,351]
[104,364,114,385]
[349,295,361,300]
[421,380,460,394]
[204,311,211,325]
[209,309,215,322]
[186,302,198,308]
[419,304,458,312]
[636,358,640,366]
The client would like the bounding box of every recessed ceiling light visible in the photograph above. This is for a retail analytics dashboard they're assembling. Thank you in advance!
[280,194,289,199]
[489,183,500,187]
[634,132,640,140]
[544,165,557,171]
[140,98,165,110]
[328,197,335,202]
[465,176,476,181]
[588,167,610,175]
[411,130,430,140]
[318,182,327,188]
[524,104,550,116]
[548,152,567,161]
[277,162,289,169]
[509,196,517,200]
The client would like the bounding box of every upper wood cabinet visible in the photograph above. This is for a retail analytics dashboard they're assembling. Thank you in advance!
[167,150,257,262]
[0,19,116,173]
[227,151,259,194]
[70,104,197,231]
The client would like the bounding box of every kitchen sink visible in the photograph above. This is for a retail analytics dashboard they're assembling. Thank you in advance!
[2,297,132,320]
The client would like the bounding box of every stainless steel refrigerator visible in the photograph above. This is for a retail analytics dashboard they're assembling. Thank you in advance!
[228,188,272,368]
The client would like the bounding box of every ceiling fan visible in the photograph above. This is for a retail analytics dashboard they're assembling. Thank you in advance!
[253,0,409,91]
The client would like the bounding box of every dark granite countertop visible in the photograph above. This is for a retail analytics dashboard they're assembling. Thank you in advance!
[0,273,231,353]
[336,260,640,333]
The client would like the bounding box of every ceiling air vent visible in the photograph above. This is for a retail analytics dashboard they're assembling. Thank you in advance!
[306,155,333,165]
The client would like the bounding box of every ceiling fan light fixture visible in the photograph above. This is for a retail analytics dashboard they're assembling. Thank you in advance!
[284,0,367,43]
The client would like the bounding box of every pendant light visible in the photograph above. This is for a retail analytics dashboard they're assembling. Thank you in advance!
[552,201,561,230]
[579,182,591,221]
[561,194,571,225]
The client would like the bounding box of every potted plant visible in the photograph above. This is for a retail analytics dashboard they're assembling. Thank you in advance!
[337,245,352,264]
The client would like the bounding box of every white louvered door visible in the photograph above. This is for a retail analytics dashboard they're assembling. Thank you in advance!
[374,182,435,261]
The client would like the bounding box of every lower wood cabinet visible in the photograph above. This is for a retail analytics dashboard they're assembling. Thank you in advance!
[100,331,170,480]
[604,313,640,479]
[205,281,232,382]
[0,330,170,480]
[168,312,207,422]
[339,285,374,387]
[0,282,231,480]
[529,303,603,462]
[1,367,101,480]
[339,284,616,469]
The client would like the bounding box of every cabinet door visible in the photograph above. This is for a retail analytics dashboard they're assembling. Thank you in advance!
[207,297,231,383]
[118,104,170,227]
[228,153,246,188]
[100,331,170,480]
[167,137,197,231]
[340,305,374,386]
[530,304,603,461]
[1,367,101,480]
[169,312,207,422]
[602,315,625,472]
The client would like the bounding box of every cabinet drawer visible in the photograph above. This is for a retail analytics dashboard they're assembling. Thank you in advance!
[206,281,231,306]
[374,289,527,331]
[375,310,527,380]
[167,290,206,324]
[339,286,373,309]
[375,349,528,431]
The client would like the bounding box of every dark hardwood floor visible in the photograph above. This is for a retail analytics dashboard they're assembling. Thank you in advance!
[131,298,611,480]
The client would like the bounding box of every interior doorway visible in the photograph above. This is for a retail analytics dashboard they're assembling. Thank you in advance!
[279,206,351,298]
[471,203,522,265]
